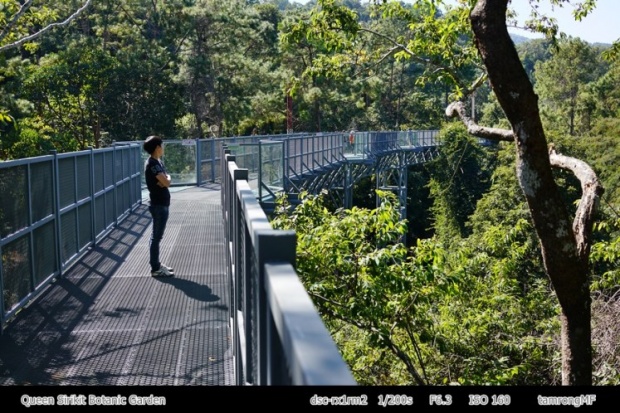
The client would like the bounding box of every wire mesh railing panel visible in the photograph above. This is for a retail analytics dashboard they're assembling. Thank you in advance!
[78,202,92,250]
[93,152,105,193]
[32,221,56,285]
[94,195,106,237]
[31,160,54,222]
[199,139,214,184]
[1,234,31,313]
[0,164,28,239]
[261,142,284,191]
[162,141,197,185]
[58,157,76,209]
[116,181,129,218]
[0,144,141,331]
[60,209,77,265]
[76,154,91,201]
[114,148,123,184]
[104,151,114,189]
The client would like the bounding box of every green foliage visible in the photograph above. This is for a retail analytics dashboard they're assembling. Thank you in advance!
[516,38,553,82]
[0,0,616,151]
[427,122,495,243]
[3,119,56,159]
[428,253,560,385]
[0,0,59,52]
[273,190,436,384]
[177,0,288,136]
[590,219,620,294]
[534,37,605,136]
[273,184,562,385]
[23,45,117,150]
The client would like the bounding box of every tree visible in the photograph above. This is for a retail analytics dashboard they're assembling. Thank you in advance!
[23,46,116,150]
[272,190,437,385]
[0,0,93,139]
[445,0,604,385]
[15,1,186,148]
[0,0,93,53]
[534,38,603,136]
[176,0,288,137]
[298,0,605,385]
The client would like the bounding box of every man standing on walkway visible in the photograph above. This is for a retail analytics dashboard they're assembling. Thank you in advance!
[143,136,174,277]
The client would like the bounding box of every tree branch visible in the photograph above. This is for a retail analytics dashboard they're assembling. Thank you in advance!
[447,97,604,260]
[549,149,604,260]
[0,0,34,43]
[445,101,513,141]
[449,94,603,261]
[357,27,467,91]
[0,0,93,53]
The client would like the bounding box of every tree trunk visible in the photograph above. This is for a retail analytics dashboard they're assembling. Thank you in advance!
[469,0,592,385]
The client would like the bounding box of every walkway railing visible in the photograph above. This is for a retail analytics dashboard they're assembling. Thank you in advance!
[222,147,356,385]
[1,130,440,379]
[146,130,440,201]
[0,143,142,333]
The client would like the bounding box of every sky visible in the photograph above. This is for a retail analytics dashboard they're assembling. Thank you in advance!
[505,0,620,44]
[291,0,620,44]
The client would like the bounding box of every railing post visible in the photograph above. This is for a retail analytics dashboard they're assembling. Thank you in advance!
[134,144,141,206]
[281,140,286,194]
[0,241,4,333]
[258,141,263,201]
[232,166,250,385]
[27,162,35,301]
[51,150,63,276]
[225,154,235,245]
[112,143,118,227]
[89,147,96,247]
[196,138,201,187]
[345,162,353,210]
[211,138,217,183]
[221,146,230,210]
[254,230,296,385]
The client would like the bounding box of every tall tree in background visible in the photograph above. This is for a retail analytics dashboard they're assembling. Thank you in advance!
[0,0,93,149]
[534,38,602,136]
[24,45,116,149]
[22,0,185,145]
[0,0,92,53]
[177,0,286,137]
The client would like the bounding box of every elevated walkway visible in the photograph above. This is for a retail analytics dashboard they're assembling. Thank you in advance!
[0,186,233,386]
[0,130,442,389]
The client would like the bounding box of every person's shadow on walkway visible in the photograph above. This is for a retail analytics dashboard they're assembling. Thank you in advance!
[153,277,222,306]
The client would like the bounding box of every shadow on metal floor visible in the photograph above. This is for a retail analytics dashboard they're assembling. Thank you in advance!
[0,186,233,386]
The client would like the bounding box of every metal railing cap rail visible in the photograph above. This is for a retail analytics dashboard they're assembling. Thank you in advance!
[265,262,357,385]
[223,148,356,385]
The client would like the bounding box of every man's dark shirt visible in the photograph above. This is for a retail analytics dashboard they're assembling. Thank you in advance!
[145,157,171,207]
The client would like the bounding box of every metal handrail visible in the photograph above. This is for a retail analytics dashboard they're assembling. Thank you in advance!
[222,147,356,385]
[0,144,142,333]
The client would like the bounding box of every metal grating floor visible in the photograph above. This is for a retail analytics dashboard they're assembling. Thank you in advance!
[0,185,234,386]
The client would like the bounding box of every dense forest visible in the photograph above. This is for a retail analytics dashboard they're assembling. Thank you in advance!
[1,0,619,385]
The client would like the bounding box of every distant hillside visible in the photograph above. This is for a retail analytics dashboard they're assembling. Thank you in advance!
[510,33,534,45]
[592,42,612,49]
[510,32,612,48]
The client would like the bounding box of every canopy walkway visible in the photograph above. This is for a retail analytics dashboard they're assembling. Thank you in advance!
[0,130,441,387]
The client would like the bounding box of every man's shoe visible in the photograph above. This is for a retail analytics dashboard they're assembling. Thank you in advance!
[161,264,174,273]
[151,266,174,277]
